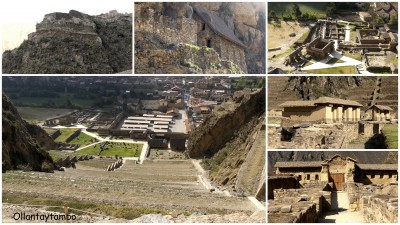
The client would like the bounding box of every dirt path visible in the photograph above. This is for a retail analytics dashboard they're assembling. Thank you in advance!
[318,192,365,223]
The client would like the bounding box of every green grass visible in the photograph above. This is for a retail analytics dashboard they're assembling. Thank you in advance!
[78,142,142,157]
[326,58,345,64]
[68,132,97,146]
[296,28,311,44]
[268,2,327,19]
[305,66,357,74]
[269,48,294,60]
[16,107,74,123]
[48,150,83,161]
[343,51,362,61]
[382,124,398,149]
[10,96,96,109]
[3,191,169,220]
[55,128,80,142]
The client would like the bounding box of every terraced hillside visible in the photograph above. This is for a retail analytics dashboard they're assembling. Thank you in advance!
[377,76,398,113]
[3,158,260,221]
[268,76,301,110]
[268,76,398,114]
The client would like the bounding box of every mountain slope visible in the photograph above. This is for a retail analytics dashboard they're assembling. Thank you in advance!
[2,93,56,172]
[188,88,265,196]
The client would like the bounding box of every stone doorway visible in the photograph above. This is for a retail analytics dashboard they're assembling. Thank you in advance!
[318,191,365,223]
[207,39,211,48]
[330,173,344,191]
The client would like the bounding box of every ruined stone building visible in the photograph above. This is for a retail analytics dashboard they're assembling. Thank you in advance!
[306,38,335,59]
[356,28,397,50]
[192,6,247,72]
[135,4,247,73]
[274,155,398,191]
[279,97,362,126]
[368,104,393,121]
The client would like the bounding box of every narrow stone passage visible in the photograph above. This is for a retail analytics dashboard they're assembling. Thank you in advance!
[318,192,365,223]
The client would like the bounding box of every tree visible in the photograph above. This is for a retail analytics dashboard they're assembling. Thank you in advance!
[326,3,336,16]
[292,4,302,19]
[375,16,385,24]
[389,13,398,26]
[270,10,276,19]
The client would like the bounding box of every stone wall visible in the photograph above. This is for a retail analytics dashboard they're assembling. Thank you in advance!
[346,182,398,222]
[268,176,299,199]
[135,5,197,46]
[65,129,81,143]
[268,184,331,223]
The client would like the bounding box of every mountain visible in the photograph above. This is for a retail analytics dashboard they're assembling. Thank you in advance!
[2,10,132,74]
[2,93,56,172]
[188,88,265,196]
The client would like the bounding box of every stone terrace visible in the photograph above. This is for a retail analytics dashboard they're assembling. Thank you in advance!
[2,158,258,218]
[377,76,398,113]
[268,77,301,110]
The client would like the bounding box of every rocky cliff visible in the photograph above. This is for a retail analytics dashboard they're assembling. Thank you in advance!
[193,2,266,74]
[2,10,132,74]
[188,88,265,196]
[268,151,398,175]
[2,93,56,172]
[134,2,265,74]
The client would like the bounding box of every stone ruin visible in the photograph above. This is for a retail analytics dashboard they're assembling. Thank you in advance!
[55,154,93,168]
[268,182,332,223]
[346,182,398,223]
[268,176,398,223]
[106,158,124,171]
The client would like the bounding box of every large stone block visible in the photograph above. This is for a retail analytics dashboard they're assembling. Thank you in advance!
[281,205,292,213]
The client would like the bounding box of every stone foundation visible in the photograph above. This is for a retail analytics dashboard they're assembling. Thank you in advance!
[346,182,398,223]
[268,183,332,223]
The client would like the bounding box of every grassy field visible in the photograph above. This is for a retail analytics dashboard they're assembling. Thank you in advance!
[55,128,80,142]
[69,132,97,146]
[268,2,327,19]
[343,51,362,61]
[78,142,142,157]
[16,107,74,123]
[48,150,83,161]
[8,94,96,109]
[327,58,345,64]
[382,124,398,149]
[268,21,310,49]
[305,66,357,74]
[3,192,168,220]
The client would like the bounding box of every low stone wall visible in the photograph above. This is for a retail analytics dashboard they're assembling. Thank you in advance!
[65,129,81,143]
[269,184,331,223]
[268,176,299,199]
[346,182,398,223]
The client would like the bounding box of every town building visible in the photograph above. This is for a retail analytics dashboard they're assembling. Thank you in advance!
[279,97,363,125]
[274,155,398,191]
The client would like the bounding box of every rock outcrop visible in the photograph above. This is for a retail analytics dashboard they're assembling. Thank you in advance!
[2,10,132,74]
[193,2,266,74]
[2,93,56,172]
[188,88,265,195]
[135,44,244,74]
[134,2,265,74]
